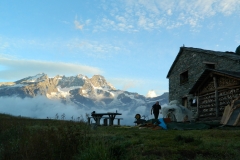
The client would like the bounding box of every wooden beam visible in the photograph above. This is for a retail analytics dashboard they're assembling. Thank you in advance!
[213,76,219,117]
[202,61,217,64]
[197,96,199,119]
[197,85,240,96]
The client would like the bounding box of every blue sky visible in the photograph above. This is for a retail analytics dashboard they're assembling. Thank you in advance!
[0,0,240,97]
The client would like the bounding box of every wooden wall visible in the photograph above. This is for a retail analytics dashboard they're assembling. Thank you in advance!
[197,75,240,121]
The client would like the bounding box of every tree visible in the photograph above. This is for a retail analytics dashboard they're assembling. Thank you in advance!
[235,45,240,55]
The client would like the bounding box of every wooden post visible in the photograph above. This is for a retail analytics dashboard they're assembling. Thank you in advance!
[197,96,199,119]
[213,76,219,117]
[117,119,120,125]
[109,119,113,126]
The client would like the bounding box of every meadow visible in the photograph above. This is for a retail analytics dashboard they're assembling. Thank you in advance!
[0,113,239,160]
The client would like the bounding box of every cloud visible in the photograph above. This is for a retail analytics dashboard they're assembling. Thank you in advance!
[85,19,91,25]
[0,96,148,126]
[74,20,84,30]
[107,77,169,96]
[108,77,144,91]
[0,36,123,60]
[95,0,240,31]
[99,17,134,32]
[167,9,172,16]
[217,0,240,15]
[65,39,123,59]
[0,57,103,81]
[146,90,157,98]
[0,42,9,50]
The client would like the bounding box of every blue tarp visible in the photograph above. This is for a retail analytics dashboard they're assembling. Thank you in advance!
[159,118,167,130]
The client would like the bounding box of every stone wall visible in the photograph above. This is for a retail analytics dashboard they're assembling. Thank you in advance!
[168,49,240,109]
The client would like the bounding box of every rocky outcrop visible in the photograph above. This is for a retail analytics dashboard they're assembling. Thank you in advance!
[90,75,115,90]
[57,74,86,88]
[0,74,58,98]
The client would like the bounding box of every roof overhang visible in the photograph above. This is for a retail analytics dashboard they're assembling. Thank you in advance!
[189,69,240,94]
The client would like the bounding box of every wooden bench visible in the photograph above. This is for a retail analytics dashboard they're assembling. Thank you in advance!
[88,116,109,125]
[115,118,123,125]
[102,117,123,126]
[87,116,123,126]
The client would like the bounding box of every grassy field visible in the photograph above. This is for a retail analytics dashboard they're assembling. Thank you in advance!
[0,113,239,160]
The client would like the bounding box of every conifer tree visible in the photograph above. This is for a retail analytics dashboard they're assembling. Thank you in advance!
[235,45,240,55]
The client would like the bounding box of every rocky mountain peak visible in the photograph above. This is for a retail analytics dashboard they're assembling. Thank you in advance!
[15,73,48,84]
[0,73,169,115]
[90,75,115,90]
[76,74,87,79]
[57,75,86,88]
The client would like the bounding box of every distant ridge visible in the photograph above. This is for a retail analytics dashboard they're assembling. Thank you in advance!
[0,73,169,113]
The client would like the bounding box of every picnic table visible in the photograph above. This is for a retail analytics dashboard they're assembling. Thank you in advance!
[89,112,122,126]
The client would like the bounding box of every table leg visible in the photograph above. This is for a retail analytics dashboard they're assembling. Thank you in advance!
[118,119,120,125]
[109,115,116,126]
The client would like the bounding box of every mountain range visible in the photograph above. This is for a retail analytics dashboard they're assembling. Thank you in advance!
[0,73,169,123]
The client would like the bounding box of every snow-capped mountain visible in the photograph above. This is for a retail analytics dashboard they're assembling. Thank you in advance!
[0,73,169,120]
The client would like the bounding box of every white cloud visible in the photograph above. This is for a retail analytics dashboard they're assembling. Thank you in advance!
[108,77,144,91]
[0,96,147,126]
[146,90,157,98]
[74,20,84,30]
[0,36,123,60]
[167,9,172,16]
[0,57,103,81]
[96,0,240,31]
[66,39,123,59]
[138,16,147,27]
[116,15,126,23]
[85,19,91,25]
[218,0,240,15]
[0,42,9,50]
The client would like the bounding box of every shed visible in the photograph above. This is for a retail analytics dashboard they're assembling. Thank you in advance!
[189,69,240,121]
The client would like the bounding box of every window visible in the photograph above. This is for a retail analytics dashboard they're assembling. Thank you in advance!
[189,98,197,106]
[180,71,188,84]
[203,61,216,69]
[206,63,215,69]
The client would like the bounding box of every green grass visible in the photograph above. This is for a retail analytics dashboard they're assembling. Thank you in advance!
[0,113,240,160]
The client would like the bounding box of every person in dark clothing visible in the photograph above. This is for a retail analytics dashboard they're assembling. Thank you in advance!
[151,101,161,119]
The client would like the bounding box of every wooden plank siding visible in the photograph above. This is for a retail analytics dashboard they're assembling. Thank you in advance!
[196,74,240,121]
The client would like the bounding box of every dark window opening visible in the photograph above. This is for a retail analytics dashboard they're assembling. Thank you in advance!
[189,98,197,106]
[206,63,215,69]
[180,71,188,84]
[182,97,188,107]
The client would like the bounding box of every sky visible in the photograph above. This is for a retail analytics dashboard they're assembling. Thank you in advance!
[1,0,240,97]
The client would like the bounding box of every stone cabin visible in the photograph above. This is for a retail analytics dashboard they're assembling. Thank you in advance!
[166,46,240,120]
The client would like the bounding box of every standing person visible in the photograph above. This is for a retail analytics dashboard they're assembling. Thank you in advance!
[151,101,161,119]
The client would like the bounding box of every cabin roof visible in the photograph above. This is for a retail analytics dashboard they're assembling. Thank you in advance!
[189,69,240,94]
[167,47,240,78]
